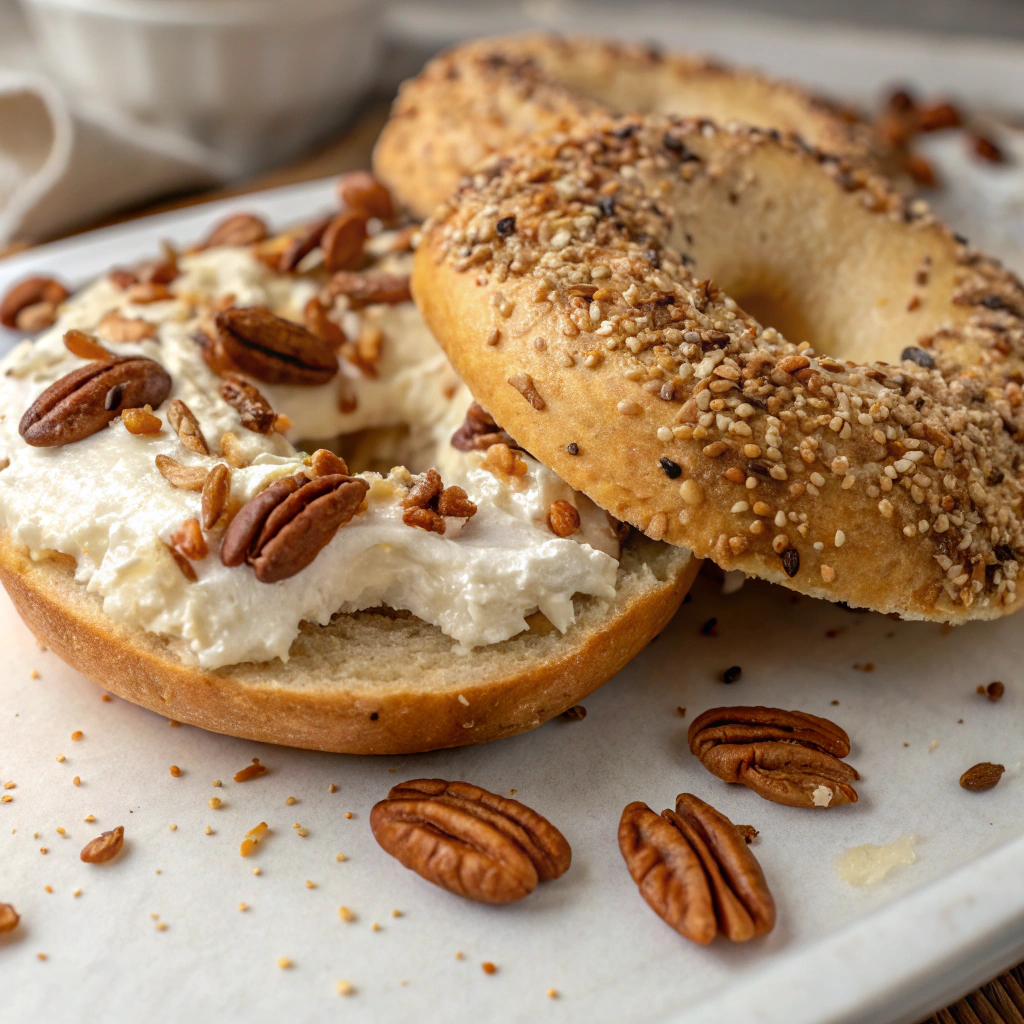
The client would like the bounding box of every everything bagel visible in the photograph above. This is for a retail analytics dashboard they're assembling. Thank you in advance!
[374,34,890,219]
[413,116,1024,622]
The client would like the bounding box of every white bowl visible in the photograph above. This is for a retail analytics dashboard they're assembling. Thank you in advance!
[18,0,381,174]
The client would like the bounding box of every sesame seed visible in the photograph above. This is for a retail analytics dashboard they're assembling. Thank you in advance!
[679,479,704,506]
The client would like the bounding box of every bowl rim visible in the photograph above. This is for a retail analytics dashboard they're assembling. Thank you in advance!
[19,0,372,26]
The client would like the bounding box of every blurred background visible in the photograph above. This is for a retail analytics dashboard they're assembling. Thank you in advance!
[1,0,1022,251]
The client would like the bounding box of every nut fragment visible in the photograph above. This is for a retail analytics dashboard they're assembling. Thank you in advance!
[547,499,581,537]
[508,373,545,410]
[125,282,172,304]
[214,306,337,386]
[436,486,477,519]
[218,376,276,433]
[170,518,208,561]
[19,358,172,448]
[167,399,209,455]
[336,171,395,222]
[1,276,68,329]
[959,762,1005,791]
[0,903,20,933]
[80,826,125,864]
[450,402,518,451]
[199,213,268,249]
[370,779,571,904]
[121,407,162,435]
[618,794,775,945]
[326,271,411,309]
[97,312,157,344]
[64,329,112,361]
[321,211,368,274]
[234,759,267,783]
[303,296,346,347]
[310,449,349,477]
[155,454,208,492]
[15,302,60,332]
[163,541,197,582]
[221,472,369,582]
[278,215,333,273]
[688,706,859,808]
[201,464,231,529]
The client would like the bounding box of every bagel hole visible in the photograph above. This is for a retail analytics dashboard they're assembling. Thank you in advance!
[725,288,820,356]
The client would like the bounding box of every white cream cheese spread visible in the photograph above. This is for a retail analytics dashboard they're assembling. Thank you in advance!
[0,234,621,668]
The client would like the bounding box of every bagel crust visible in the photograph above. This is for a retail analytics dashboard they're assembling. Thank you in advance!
[374,34,889,219]
[0,530,696,754]
[414,117,1024,622]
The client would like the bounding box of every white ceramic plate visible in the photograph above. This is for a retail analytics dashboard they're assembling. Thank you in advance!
[0,172,1022,1024]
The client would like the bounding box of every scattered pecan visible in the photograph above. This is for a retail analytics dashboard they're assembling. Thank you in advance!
[80,825,125,864]
[221,472,369,583]
[345,324,383,377]
[618,794,775,945]
[402,506,446,534]
[155,454,208,491]
[547,499,580,537]
[121,407,162,435]
[214,306,337,386]
[218,376,275,434]
[137,242,179,285]
[326,271,411,309]
[735,824,759,844]
[219,431,248,468]
[278,215,333,273]
[170,518,208,561]
[19,357,172,448]
[508,372,545,410]
[97,312,157,344]
[370,778,571,904]
[1,276,68,329]
[201,464,231,529]
[960,762,1004,791]
[0,903,19,933]
[450,402,518,451]
[437,486,477,519]
[163,541,197,582]
[108,268,138,289]
[167,398,209,454]
[125,282,172,304]
[336,171,395,222]
[402,468,443,510]
[303,296,346,348]
[482,442,528,479]
[234,759,267,783]
[310,449,349,477]
[688,706,859,808]
[199,213,268,249]
[321,211,368,273]
[64,329,113,361]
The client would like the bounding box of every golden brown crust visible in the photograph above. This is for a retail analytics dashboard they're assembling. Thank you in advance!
[0,529,697,754]
[413,116,1024,622]
[374,34,890,219]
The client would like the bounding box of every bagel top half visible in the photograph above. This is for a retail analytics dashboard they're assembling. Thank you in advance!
[413,116,1024,623]
[374,34,891,220]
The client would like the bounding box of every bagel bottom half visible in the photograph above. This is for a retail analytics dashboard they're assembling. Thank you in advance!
[0,530,697,755]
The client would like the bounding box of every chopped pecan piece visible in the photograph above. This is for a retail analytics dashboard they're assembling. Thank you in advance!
[200,213,268,249]
[1,276,68,329]
[218,376,275,434]
[336,171,395,222]
[170,518,208,561]
[619,794,775,944]
[0,903,19,933]
[437,486,476,519]
[326,271,411,309]
[214,306,337,386]
[277,215,333,273]
[163,541,197,581]
[303,296,346,348]
[402,506,446,534]
[960,762,1004,791]
[125,282,172,304]
[547,499,580,537]
[167,399,209,454]
[370,779,571,904]
[220,472,369,583]
[401,468,442,510]
[219,431,249,468]
[321,211,368,274]
[201,464,231,529]
[450,402,518,451]
[64,329,112,361]
[108,269,137,289]
[482,442,528,479]
[688,706,859,808]
[19,357,172,448]
[121,407,162,435]
[155,454,208,492]
[80,826,125,864]
[137,242,179,285]
[508,372,545,410]
[309,449,349,477]
[97,312,157,344]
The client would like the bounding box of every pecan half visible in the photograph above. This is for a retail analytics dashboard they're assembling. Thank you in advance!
[321,211,368,273]
[167,398,209,454]
[1,276,68,329]
[19,358,172,448]
[199,213,268,249]
[218,376,275,433]
[326,271,411,309]
[370,778,571,904]
[80,825,125,864]
[220,472,368,582]
[688,706,859,808]
[213,306,337,386]
[619,794,775,945]
[336,171,395,222]
[278,215,332,273]
[450,402,518,451]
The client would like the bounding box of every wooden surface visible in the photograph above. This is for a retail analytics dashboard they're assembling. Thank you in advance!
[0,99,1020,1024]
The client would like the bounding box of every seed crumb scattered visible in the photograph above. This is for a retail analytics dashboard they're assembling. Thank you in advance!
[509,789,517,795]
[986,682,1005,702]
[929,740,939,752]
[285,796,297,806]
[371,922,380,932]
[71,731,83,741]
[335,852,347,862]
[392,909,402,918]
[30,670,39,680]
[168,824,177,831]
[208,797,222,810]
[0,796,11,804]
[305,880,316,889]
[336,980,354,997]
[482,962,497,975]
[73,889,81,898]
[101,695,112,702]
[238,902,248,912]
[676,706,686,717]
[155,922,167,932]
[344,812,353,820]
[83,815,95,823]
[277,957,291,969]
[40,847,48,854]
[168,721,181,728]
[295,827,309,837]
[2,781,13,790]
[455,951,464,960]
[252,867,261,876]
[55,755,65,762]
[73,776,80,787]
[37,953,47,961]
[212,780,222,787]
[169,765,181,778]
[204,826,212,835]
[328,783,337,793]
[150,913,159,920]
[339,906,354,922]
[548,989,558,999]
[44,885,53,893]
[55,827,65,835]
[233,758,267,783]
